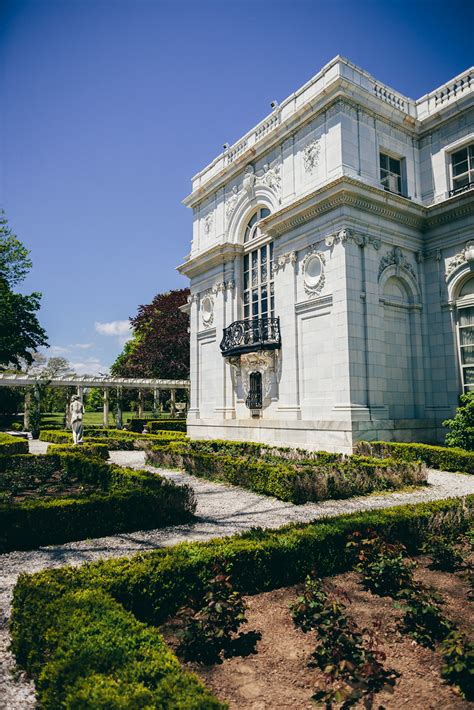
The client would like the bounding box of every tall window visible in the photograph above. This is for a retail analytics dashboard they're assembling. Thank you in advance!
[380,152,405,195]
[243,242,274,320]
[244,207,271,243]
[457,278,474,392]
[451,144,474,196]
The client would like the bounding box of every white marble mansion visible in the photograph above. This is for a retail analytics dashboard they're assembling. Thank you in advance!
[179,57,474,453]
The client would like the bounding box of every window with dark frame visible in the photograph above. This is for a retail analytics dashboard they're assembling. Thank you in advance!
[243,209,274,322]
[380,152,404,195]
[451,144,474,196]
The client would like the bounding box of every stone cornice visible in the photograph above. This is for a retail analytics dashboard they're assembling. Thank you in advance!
[177,242,243,279]
[424,190,474,230]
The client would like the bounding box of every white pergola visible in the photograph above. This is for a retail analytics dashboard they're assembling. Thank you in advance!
[0,373,190,428]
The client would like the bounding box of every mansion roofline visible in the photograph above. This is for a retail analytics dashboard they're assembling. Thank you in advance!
[183,56,473,208]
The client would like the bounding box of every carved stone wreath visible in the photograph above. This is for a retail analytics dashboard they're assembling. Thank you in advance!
[302,247,326,297]
[303,139,320,174]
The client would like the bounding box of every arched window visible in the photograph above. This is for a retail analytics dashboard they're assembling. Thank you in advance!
[246,371,263,410]
[243,207,271,243]
[456,276,474,391]
[243,208,274,322]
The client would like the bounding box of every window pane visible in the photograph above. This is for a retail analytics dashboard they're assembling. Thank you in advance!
[389,157,401,175]
[461,346,474,364]
[248,213,258,228]
[460,328,474,346]
[459,307,474,327]
[380,154,388,169]
[453,158,468,177]
[452,148,468,166]
[260,207,270,219]
[464,367,474,385]
[244,271,249,290]
[244,227,251,243]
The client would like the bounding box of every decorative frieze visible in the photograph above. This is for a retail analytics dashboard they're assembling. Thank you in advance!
[378,246,416,281]
[301,246,325,297]
[273,250,297,273]
[324,227,381,250]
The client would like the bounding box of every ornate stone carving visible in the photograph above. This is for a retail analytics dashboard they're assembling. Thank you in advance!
[258,162,281,195]
[378,246,416,281]
[301,247,326,297]
[325,227,381,250]
[211,279,235,293]
[200,293,214,328]
[303,139,320,174]
[445,242,474,279]
[240,351,274,401]
[243,165,256,199]
[273,250,297,273]
[203,212,213,235]
[225,185,239,221]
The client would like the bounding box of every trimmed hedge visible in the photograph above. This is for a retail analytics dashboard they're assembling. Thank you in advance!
[46,442,110,460]
[0,452,196,552]
[39,429,187,451]
[355,440,474,475]
[0,432,29,455]
[11,496,473,708]
[145,440,427,504]
[128,418,187,434]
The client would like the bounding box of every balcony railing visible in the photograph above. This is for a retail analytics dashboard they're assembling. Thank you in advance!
[220,317,281,357]
[449,181,474,198]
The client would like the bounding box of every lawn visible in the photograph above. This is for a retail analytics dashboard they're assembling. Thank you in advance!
[40,410,173,427]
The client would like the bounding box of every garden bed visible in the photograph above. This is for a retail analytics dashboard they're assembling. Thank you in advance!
[10,496,473,708]
[165,559,472,709]
[0,451,196,551]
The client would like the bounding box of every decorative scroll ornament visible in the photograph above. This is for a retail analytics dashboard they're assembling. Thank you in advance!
[203,212,214,235]
[200,292,214,328]
[212,279,235,294]
[378,246,416,281]
[446,242,474,279]
[302,247,325,297]
[273,250,297,273]
[325,227,381,250]
[256,162,281,197]
[303,139,320,174]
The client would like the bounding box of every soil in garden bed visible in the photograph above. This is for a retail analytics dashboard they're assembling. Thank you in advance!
[161,559,473,710]
[4,472,103,503]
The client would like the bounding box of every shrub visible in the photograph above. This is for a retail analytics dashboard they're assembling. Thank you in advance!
[443,392,474,450]
[177,567,250,664]
[145,441,427,504]
[46,442,110,460]
[0,432,29,455]
[10,422,23,431]
[355,440,474,474]
[347,530,415,597]
[440,631,474,700]
[291,575,399,707]
[421,533,466,572]
[128,418,187,433]
[396,587,454,648]
[0,452,196,552]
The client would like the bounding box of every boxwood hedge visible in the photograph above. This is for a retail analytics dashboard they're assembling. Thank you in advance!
[0,432,29,455]
[144,440,427,504]
[127,418,187,433]
[0,451,196,552]
[355,440,474,475]
[11,496,473,709]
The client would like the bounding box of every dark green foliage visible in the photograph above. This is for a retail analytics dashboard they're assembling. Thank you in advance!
[10,497,472,707]
[421,533,466,572]
[145,440,426,504]
[356,439,474,474]
[443,392,474,450]
[347,530,415,596]
[396,587,454,648]
[440,631,474,700]
[0,452,196,551]
[127,418,187,433]
[0,432,29,455]
[46,442,110,460]
[291,576,399,708]
[39,428,187,451]
[177,568,252,665]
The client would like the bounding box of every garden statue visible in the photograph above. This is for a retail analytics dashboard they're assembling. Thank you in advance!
[70,394,84,444]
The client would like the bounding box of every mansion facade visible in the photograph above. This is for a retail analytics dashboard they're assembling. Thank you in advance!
[179,57,474,452]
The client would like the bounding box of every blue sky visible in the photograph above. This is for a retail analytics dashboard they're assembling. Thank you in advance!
[0,0,471,374]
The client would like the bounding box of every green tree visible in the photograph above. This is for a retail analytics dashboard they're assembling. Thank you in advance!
[0,210,48,368]
[443,392,474,450]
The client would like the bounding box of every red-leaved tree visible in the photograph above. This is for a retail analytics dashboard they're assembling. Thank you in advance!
[111,288,189,379]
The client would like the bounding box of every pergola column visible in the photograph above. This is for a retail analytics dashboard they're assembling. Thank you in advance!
[24,390,31,431]
[170,389,176,417]
[116,387,123,429]
[77,385,84,402]
[138,389,145,418]
[103,388,109,428]
[153,388,160,417]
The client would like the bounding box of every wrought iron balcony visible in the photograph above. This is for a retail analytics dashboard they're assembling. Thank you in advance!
[449,181,474,197]
[220,317,281,357]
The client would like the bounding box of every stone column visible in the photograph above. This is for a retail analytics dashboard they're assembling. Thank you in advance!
[170,389,176,417]
[77,385,84,402]
[115,387,123,429]
[103,388,109,428]
[153,388,160,417]
[138,389,145,417]
[65,389,72,429]
[24,390,31,431]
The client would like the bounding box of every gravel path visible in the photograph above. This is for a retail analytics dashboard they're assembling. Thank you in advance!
[1,446,474,708]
